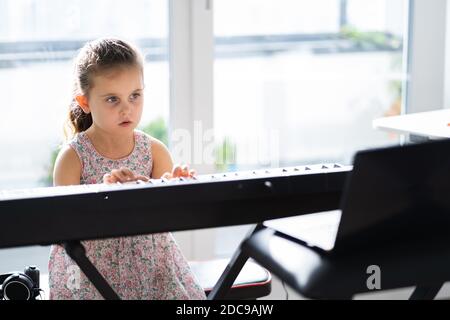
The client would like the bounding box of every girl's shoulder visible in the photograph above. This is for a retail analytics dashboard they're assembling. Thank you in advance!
[57,143,80,164]
[53,143,82,185]
[137,132,172,179]
[135,130,169,153]
[135,129,168,150]
[67,131,89,150]
[62,132,90,172]
[134,129,154,152]
[134,129,152,142]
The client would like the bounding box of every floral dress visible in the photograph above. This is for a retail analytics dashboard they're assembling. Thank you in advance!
[48,130,206,300]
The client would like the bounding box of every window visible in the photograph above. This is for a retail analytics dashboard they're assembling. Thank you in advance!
[214,0,408,174]
[213,0,410,257]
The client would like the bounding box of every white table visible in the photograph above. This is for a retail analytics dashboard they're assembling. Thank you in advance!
[373,109,450,140]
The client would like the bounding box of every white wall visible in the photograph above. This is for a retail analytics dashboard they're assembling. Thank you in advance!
[407,0,447,113]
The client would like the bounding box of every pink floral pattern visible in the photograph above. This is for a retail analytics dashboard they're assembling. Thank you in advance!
[48,130,206,300]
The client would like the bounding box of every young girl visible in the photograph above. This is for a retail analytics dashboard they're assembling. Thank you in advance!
[48,38,206,300]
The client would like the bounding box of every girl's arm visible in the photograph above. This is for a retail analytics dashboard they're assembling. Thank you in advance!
[150,138,174,179]
[150,137,196,179]
[53,145,82,186]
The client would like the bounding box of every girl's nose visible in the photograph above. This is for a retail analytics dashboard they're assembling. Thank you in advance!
[120,101,132,115]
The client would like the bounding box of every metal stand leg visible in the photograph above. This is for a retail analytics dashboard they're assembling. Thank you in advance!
[208,224,265,300]
[409,284,443,300]
[63,241,120,300]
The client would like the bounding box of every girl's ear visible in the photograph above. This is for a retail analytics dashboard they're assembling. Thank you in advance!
[75,95,90,114]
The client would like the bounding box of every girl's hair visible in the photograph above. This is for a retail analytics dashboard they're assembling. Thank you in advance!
[64,37,144,139]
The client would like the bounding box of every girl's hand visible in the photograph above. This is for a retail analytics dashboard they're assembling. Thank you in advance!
[103,167,149,184]
[161,164,196,180]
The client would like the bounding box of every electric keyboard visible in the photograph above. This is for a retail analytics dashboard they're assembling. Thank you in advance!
[0,163,352,249]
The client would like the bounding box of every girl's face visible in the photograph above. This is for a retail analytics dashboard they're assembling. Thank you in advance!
[84,65,144,134]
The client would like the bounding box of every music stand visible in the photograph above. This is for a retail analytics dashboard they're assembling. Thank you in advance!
[210,138,450,300]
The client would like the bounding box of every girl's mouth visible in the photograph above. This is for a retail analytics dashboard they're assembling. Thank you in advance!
[119,121,132,127]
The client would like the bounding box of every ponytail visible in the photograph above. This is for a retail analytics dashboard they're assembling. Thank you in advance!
[64,99,93,140]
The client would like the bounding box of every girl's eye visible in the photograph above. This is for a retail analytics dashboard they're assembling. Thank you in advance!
[130,93,141,100]
[106,96,118,103]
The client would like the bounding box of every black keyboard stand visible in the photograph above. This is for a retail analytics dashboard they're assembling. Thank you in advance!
[61,227,447,300]
[63,241,120,300]
[208,224,265,300]
[237,226,450,300]
[409,285,443,300]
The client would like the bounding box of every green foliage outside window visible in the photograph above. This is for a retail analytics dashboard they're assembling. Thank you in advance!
[40,145,62,187]
[341,26,402,51]
[215,137,237,172]
[140,117,169,146]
